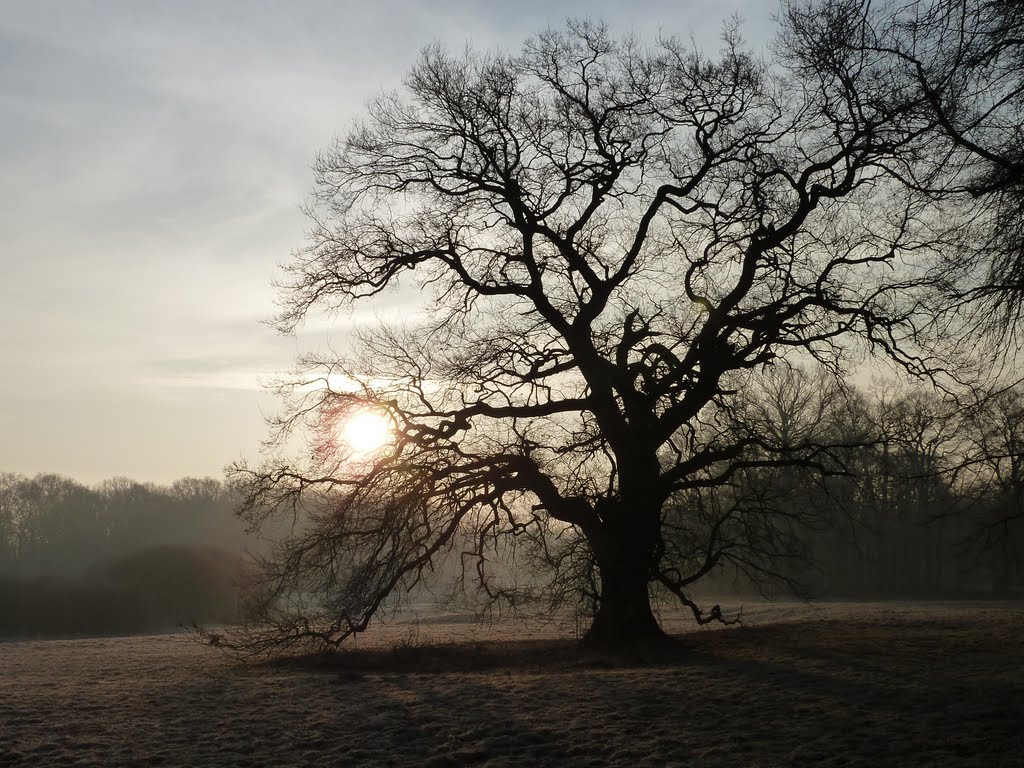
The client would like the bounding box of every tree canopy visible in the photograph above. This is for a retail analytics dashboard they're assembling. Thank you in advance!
[782,0,1024,334]
[229,15,1014,652]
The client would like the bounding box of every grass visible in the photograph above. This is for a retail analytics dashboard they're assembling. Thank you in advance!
[1,601,1022,767]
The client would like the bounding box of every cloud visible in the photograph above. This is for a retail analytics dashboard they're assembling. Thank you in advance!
[0,0,778,482]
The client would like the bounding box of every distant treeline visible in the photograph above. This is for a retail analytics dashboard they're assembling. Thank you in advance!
[0,475,254,638]
[0,474,248,576]
[694,376,1024,599]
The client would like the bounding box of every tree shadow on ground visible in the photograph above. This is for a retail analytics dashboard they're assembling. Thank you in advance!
[262,618,1024,767]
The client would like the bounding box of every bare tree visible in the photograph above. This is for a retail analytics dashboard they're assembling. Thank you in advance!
[229,20,960,653]
[0,473,22,572]
[868,385,965,590]
[958,385,1024,590]
[781,0,1024,334]
[657,365,863,604]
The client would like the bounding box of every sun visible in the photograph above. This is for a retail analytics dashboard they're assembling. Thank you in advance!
[343,410,391,454]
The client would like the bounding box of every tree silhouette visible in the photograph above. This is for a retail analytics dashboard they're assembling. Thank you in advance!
[958,386,1024,591]
[230,20,966,652]
[782,0,1024,333]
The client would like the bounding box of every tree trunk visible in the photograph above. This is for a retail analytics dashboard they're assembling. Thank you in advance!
[582,521,668,649]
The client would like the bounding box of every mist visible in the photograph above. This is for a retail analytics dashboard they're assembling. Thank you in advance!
[0,474,257,638]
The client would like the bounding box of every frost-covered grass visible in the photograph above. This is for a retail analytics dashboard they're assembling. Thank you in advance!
[1,602,1021,767]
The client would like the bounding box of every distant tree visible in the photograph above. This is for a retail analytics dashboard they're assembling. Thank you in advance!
[0,473,249,576]
[170,476,225,505]
[230,19,974,652]
[959,385,1024,591]
[0,473,21,571]
[657,365,861,604]
[13,474,104,575]
[0,473,255,639]
[867,386,964,591]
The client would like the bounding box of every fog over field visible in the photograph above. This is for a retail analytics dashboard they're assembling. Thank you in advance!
[1,452,1021,643]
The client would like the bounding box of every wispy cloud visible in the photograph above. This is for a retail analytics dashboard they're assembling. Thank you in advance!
[0,0,775,482]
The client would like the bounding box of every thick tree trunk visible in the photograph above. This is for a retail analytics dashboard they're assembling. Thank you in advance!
[582,520,669,649]
[583,563,666,648]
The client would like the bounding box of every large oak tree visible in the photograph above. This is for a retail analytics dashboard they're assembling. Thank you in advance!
[230,19,959,651]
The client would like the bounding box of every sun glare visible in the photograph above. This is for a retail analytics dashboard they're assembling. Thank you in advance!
[344,410,391,454]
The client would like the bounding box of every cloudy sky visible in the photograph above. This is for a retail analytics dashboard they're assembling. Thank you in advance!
[0,0,775,484]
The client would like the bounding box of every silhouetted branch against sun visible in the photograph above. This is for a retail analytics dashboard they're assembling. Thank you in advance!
[224,13,1013,654]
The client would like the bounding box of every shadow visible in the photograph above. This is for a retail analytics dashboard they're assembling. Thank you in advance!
[264,634,696,677]
[5,616,1020,766]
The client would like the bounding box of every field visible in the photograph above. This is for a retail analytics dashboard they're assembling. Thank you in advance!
[1,602,1022,767]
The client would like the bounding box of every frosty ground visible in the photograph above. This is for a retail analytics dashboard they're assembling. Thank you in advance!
[1,602,1021,767]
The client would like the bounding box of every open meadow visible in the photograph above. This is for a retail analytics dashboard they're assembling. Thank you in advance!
[1,602,1022,767]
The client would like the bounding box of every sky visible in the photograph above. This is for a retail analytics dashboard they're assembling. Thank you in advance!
[0,0,776,485]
